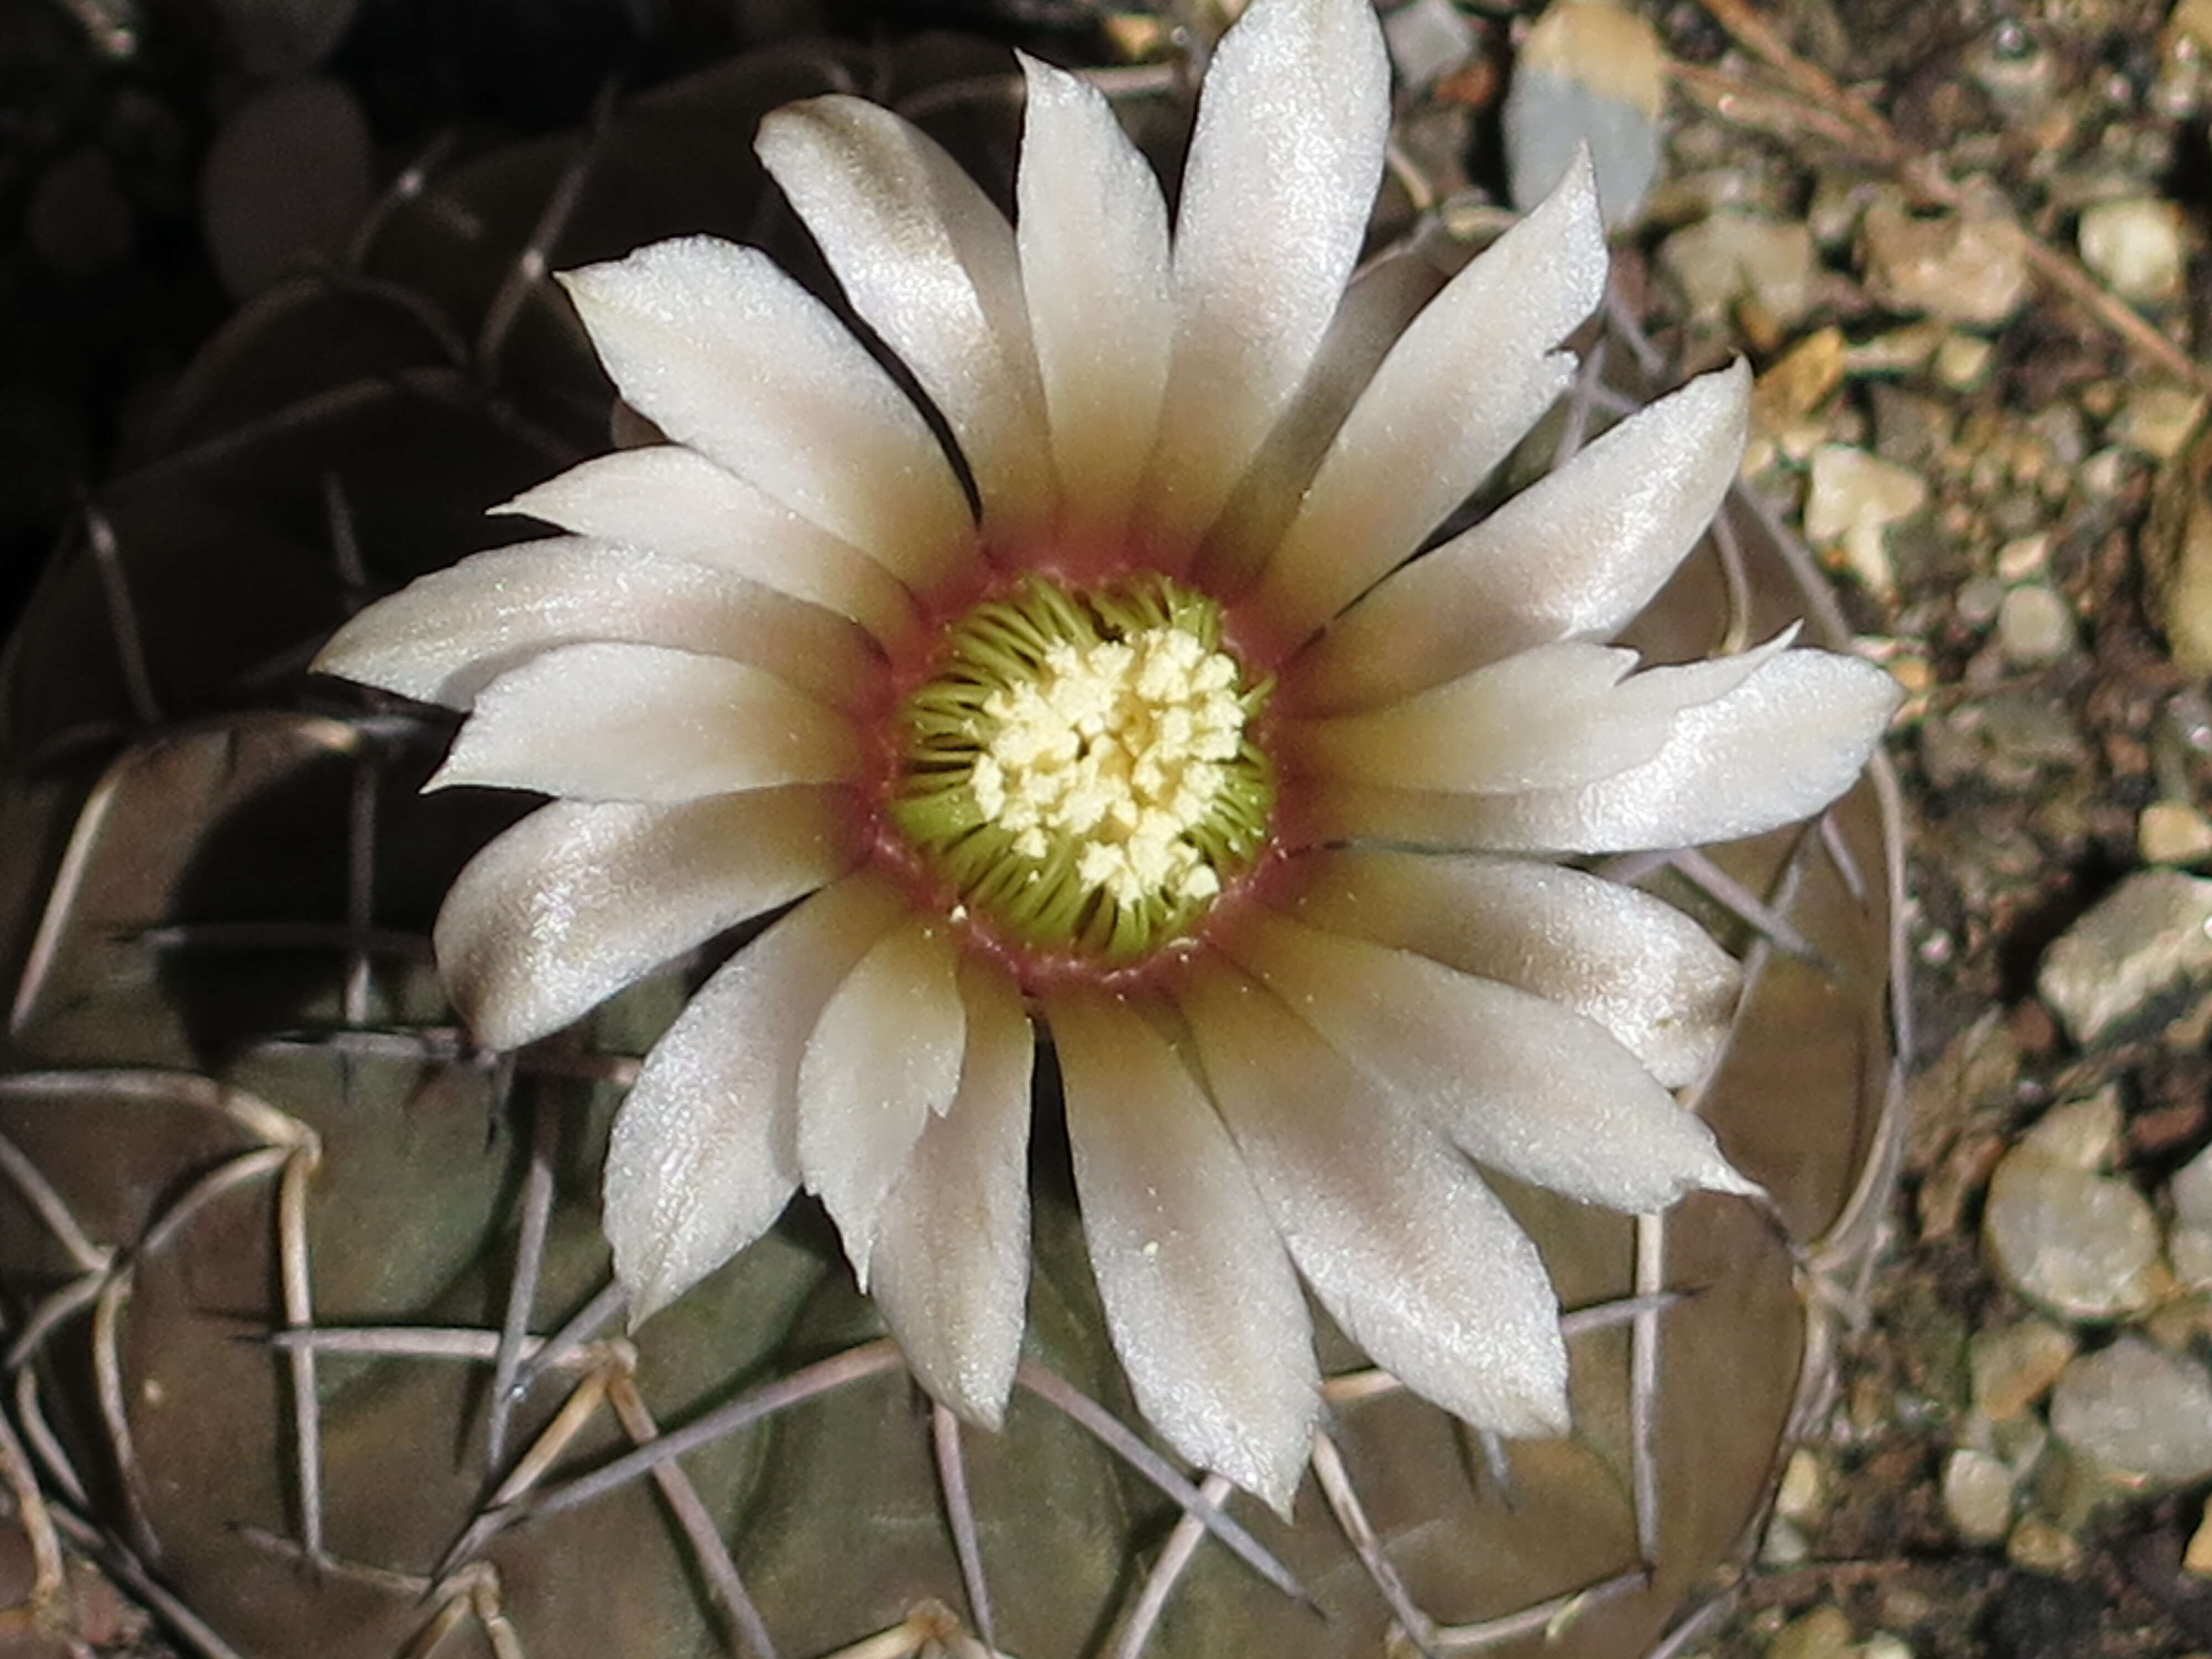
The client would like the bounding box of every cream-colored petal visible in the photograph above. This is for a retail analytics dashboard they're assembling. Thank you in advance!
[605,872,906,1322]
[434,786,860,1053]
[1305,646,1903,852]
[1178,957,1570,1438]
[312,539,877,713]
[757,98,1052,540]
[869,958,1034,1428]
[1138,0,1391,564]
[1280,847,1740,1088]
[1295,362,1752,712]
[500,447,919,646]
[1284,633,1790,795]
[1048,985,1319,1512]
[1221,909,1754,1211]
[1246,159,1606,644]
[558,237,976,588]
[427,642,862,803]
[796,916,967,1276]
[1015,55,1173,547]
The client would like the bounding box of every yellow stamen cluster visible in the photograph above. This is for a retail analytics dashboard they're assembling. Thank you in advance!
[889,576,1273,961]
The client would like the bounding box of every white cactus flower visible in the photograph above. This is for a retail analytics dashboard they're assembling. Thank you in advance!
[315,0,1900,1512]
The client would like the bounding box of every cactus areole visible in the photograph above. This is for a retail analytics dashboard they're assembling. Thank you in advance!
[313,0,1900,1514]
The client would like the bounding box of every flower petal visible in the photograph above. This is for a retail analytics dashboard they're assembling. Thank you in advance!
[1284,632,1792,795]
[1220,909,1755,1210]
[1048,985,1319,1512]
[1015,54,1173,547]
[311,539,877,712]
[757,99,1052,539]
[557,237,976,588]
[434,787,860,1052]
[1303,646,1902,852]
[1295,361,1752,712]
[1138,0,1390,562]
[606,872,906,1322]
[428,641,862,802]
[1279,847,1741,1088]
[1178,956,1569,1438]
[500,447,920,646]
[796,916,967,1275]
[1244,156,1605,642]
[869,958,1034,1428]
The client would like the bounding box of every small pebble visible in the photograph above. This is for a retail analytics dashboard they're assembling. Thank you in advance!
[1985,1146,2162,1318]
[2140,801,2212,865]
[2078,447,2129,497]
[1660,212,1819,328]
[2186,1495,2212,1576]
[1503,0,1665,228]
[1970,1317,2077,1421]
[1761,1514,1811,1566]
[2048,1336,2212,1484]
[1996,583,2075,666]
[1766,1605,1854,1659]
[1775,1448,1825,1522]
[2006,1516,2082,1574]
[1995,533,2051,580]
[2171,1224,2212,1287]
[1859,196,2031,326]
[1942,1448,2015,1541]
[2176,1142,2212,1231]
[1860,1637,1915,1659]
[1804,444,1926,594]
[1384,0,1476,90]
[2037,869,2212,1042]
[2078,197,2188,302]
[2021,1089,2122,1168]
[1933,331,1995,389]
[1957,575,2007,628]
[2113,385,2208,460]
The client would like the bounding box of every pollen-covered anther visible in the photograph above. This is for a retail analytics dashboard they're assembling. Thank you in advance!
[888,576,1273,960]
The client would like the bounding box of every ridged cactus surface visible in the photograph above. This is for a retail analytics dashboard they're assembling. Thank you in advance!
[0,30,1903,1659]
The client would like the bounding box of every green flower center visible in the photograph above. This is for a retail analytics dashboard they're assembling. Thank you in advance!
[888,575,1275,962]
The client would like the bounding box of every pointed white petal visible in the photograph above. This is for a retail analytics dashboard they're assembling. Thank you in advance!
[500,447,920,645]
[1048,985,1319,1512]
[1015,55,1173,546]
[312,539,877,712]
[606,872,906,1322]
[1280,847,1741,1088]
[1297,362,1752,712]
[558,237,976,588]
[1222,909,1754,1210]
[758,97,1053,539]
[1178,956,1569,1438]
[869,958,1035,1428]
[796,916,967,1275]
[1138,0,1390,562]
[1249,158,1606,643]
[1305,646,1902,851]
[428,642,861,802]
[1285,633,1790,795]
[434,787,860,1052]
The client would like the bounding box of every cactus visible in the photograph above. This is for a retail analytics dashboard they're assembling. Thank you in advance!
[0,19,1905,1659]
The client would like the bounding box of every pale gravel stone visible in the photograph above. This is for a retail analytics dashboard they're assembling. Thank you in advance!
[2112,385,2207,461]
[1500,0,1665,228]
[1766,1605,1854,1659]
[2007,1516,2081,1574]
[1659,211,1818,327]
[1803,444,1926,595]
[2139,801,2212,867]
[2174,1142,2212,1231]
[2171,1224,2212,1290]
[1983,1147,2161,1319]
[1858,196,2030,326]
[1942,1448,2015,1542]
[1860,1637,1916,1659]
[1381,0,1475,88]
[2036,869,2212,1043]
[1933,331,1994,389]
[1995,583,2076,666]
[1969,1317,2077,1421]
[2077,198,2188,302]
[2048,1336,2212,1484]
[2186,1494,2212,1577]
[2019,1089,2122,1169]
[1774,1447,1825,1522]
